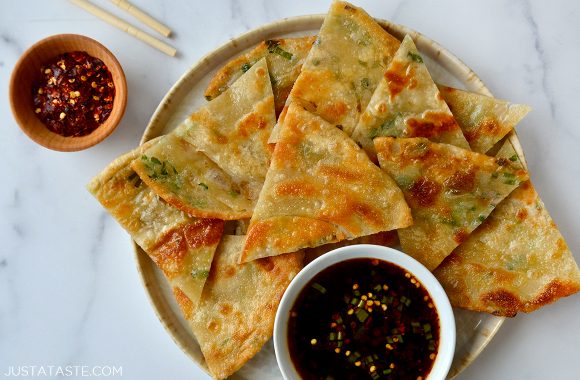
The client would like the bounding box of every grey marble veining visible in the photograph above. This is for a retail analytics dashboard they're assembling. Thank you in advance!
[0,1,579,379]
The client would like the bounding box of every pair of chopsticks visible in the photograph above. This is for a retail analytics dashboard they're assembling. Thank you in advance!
[70,0,177,57]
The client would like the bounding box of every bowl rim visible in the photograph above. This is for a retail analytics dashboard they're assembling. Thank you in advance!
[274,244,456,380]
[9,33,128,152]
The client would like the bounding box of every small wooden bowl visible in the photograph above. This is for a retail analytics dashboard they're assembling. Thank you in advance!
[9,34,127,152]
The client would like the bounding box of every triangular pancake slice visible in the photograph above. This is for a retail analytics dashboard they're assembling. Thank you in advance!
[87,140,224,305]
[352,35,470,159]
[375,136,528,270]
[204,36,316,115]
[173,235,303,380]
[438,85,531,153]
[434,141,580,316]
[132,133,255,219]
[240,103,412,263]
[278,1,401,138]
[132,58,276,220]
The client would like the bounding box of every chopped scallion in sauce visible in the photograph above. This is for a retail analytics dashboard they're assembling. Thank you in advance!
[288,258,440,380]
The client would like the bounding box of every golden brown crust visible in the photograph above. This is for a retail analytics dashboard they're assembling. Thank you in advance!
[204,36,316,115]
[150,219,224,279]
[352,35,469,159]
[241,103,412,262]
[132,59,276,220]
[241,216,344,264]
[131,143,253,220]
[173,287,194,321]
[283,1,401,137]
[182,235,303,379]
[375,136,528,270]
[437,84,531,153]
[433,141,580,316]
[87,141,223,305]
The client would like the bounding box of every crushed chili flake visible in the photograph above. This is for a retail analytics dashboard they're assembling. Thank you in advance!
[32,51,115,137]
[288,258,440,380]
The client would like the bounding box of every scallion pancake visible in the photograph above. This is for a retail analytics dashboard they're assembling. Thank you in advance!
[132,59,275,220]
[353,35,469,159]
[434,141,580,316]
[438,85,531,153]
[241,103,412,263]
[204,36,316,115]
[274,1,401,139]
[87,140,224,305]
[375,136,528,270]
[173,235,303,380]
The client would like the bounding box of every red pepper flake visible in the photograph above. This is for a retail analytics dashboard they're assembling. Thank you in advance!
[32,51,115,137]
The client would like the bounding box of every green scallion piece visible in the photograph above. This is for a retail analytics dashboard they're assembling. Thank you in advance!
[408,51,424,63]
[428,340,436,350]
[355,309,369,323]
[191,269,210,279]
[266,40,293,60]
[312,282,327,294]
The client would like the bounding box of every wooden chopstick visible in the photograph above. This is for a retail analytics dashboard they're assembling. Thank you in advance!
[108,0,171,37]
[69,0,177,57]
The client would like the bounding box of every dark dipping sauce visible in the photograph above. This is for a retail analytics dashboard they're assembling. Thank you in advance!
[288,258,440,380]
[32,51,115,137]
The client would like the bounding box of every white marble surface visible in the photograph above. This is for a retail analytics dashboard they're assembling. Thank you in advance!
[1,0,579,379]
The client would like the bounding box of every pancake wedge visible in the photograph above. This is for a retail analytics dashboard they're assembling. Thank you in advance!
[132,59,276,220]
[375,137,528,270]
[352,35,469,159]
[87,140,224,305]
[438,85,531,153]
[434,141,580,316]
[204,36,316,115]
[173,235,303,380]
[241,103,412,263]
[276,1,401,138]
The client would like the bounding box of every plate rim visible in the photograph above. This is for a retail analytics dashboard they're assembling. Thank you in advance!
[132,14,522,379]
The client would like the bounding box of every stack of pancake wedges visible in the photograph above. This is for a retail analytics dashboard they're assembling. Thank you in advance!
[88,2,580,379]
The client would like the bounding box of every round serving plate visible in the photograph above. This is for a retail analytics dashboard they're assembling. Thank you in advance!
[134,15,527,379]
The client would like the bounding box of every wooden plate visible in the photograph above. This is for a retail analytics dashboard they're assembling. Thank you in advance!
[135,15,526,379]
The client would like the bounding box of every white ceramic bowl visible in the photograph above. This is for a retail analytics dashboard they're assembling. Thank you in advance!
[274,244,456,380]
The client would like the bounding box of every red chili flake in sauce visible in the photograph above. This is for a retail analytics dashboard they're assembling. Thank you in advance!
[288,258,440,380]
[32,51,115,137]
